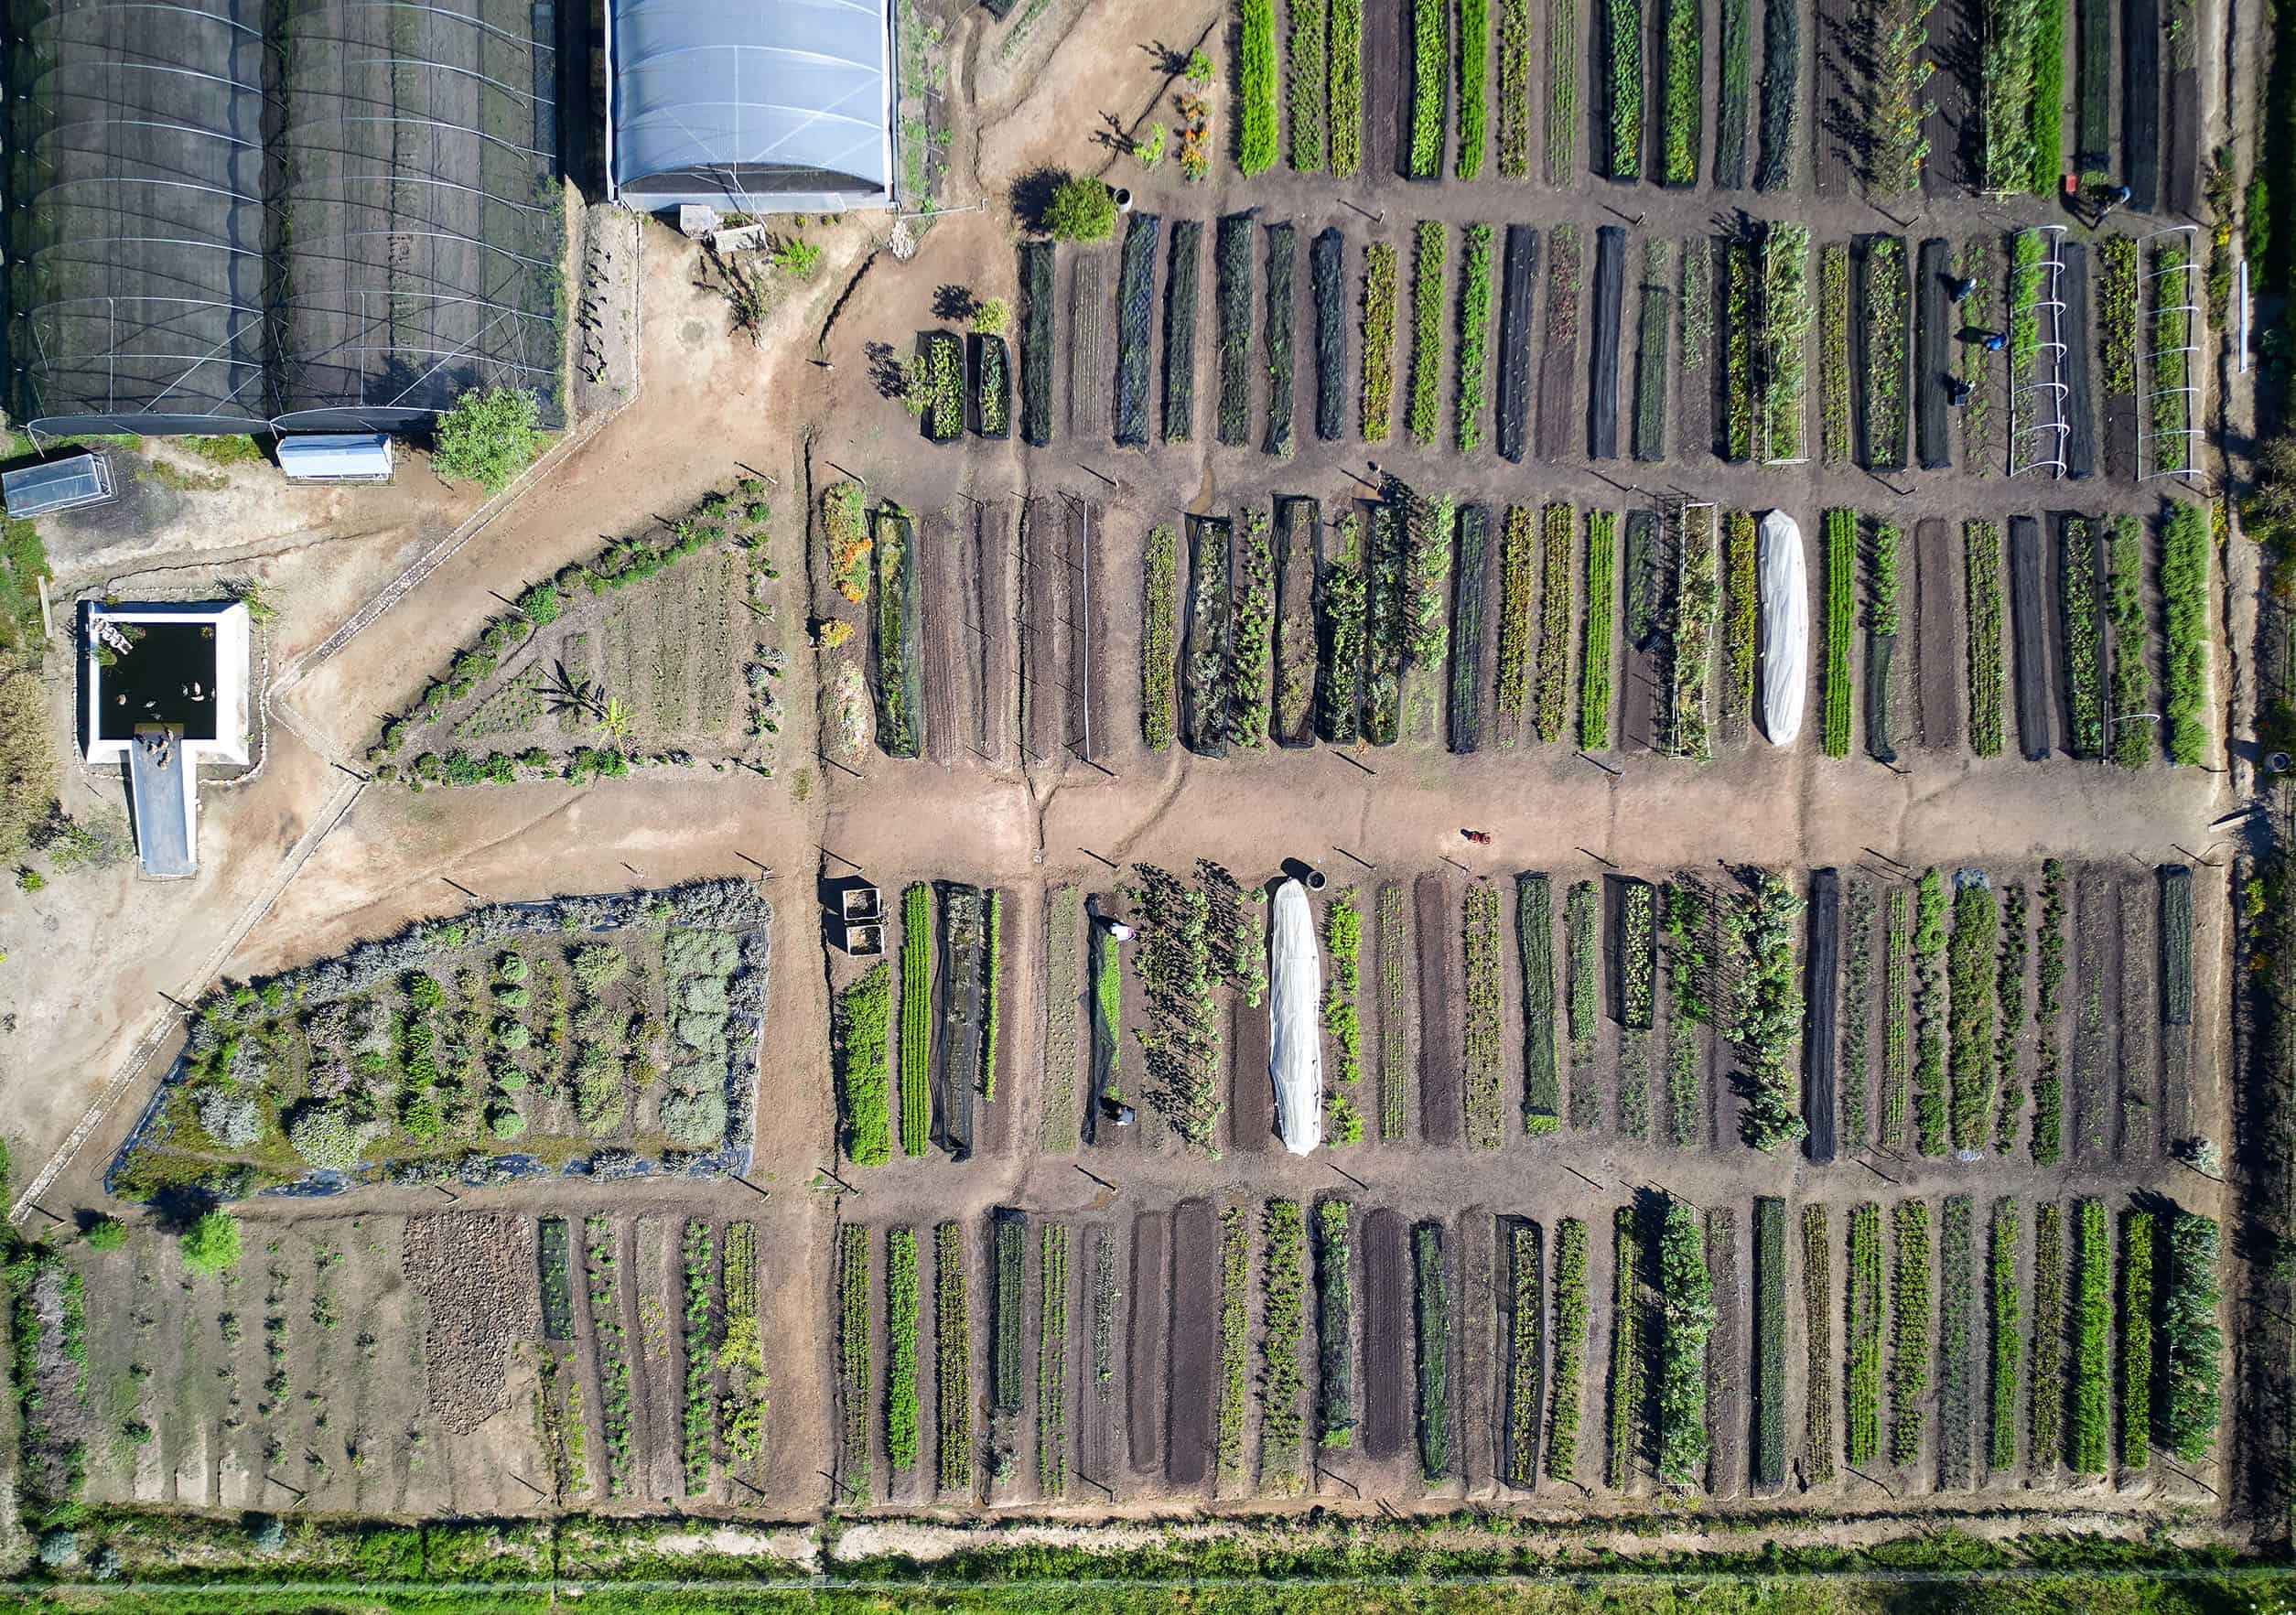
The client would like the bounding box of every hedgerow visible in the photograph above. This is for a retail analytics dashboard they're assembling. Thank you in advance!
[1408,221,1447,446]
[1456,223,1494,450]
[1656,1199,1715,1488]
[1549,1218,1590,1480]
[2161,502,2211,765]
[1239,0,1278,174]
[1363,242,1398,441]
[1890,1200,1933,1469]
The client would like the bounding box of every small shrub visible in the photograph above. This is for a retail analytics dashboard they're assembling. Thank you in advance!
[180,1210,243,1275]
[430,385,543,493]
[1043,176,1116,242]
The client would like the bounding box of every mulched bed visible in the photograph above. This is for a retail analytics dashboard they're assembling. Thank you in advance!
[1020,242,1053,446]
[2124,0,2161,210]
[1275,498,1320,748]
[933,882,986,1160]
[919,510,965,769]
[1113,216,1160,445]
[1922,0,1981,195]
[1914,238,1952,470]
[1632,273,1669,462]
[1077,1223,1123,1486]
[2071,872,2121,1165]
[1497,225,1539,464]
[2009,515,2057,760]
[1312,228,1347,441]
[2076,0,2112,170]
[1913,518,1963,751]
[1449,504,1493,754]
[2060,242,2098,479]
[1706,1208,1744,1496]
[1228,993,1277,1153]
[1126,1211,1169,1478]
[1753,0,1801,191]
[1588,226,1626,460]
[1812,0,1858,196]
[1536,226,1583,461]
[1417,873,1463,1145]
[1163,220,1204,443]
[1166,1198,1219,1487]
[1803,867,1842,1165]
[1362,1208,1411,1460]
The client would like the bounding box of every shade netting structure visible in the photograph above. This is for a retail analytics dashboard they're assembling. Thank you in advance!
[1267,878,1323,1156]
[1758,511,1808,747]
[3,0,565,437]
[606,0,896,214]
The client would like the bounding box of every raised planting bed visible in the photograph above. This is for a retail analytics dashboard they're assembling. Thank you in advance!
[2120,1208,2153,1471]
[1587,226,1626,460]
[1752,1197,1787,1488]
[1496,507,1536,742]
[1361,1207,1410,1459]
[2161,501,2210,764]
[1408,0,1450,178]
[887,1225,920,1479]
[1215,215,1256,447]
[1891,1199,1934,1470]
[1414,1222,1455,1479]
[899,883,934,1157]
[1228,507,1276,748]
[1217,1206,1249,1489]
[1290,0,1329,169]
[2147,238,2198,475]
[1181,515,1233,757]
[1660,0,1701,183]
[835,1223,872,1502]
[1503,1218,1546,1485]
[1167,1200,1217,1486]
[1144,524,1178,750]
[1861,237,1910,470]
[919,331,965,443]
[1274,499,1320,747]
[2161,862,2194,1024]
[1616,876,1658,1029]
[1312,228,1348,441]
[1114,213,1161,446]
[1331,0,1365,173]
[1496,227,1539,463]
[1804,868,1842,1164]
[2060,518,2106,758]
[1378,883,1412,1139]
[1463,880,1506,1147]
[1548,1219,1590,1479]
[1449,504,1493,754]
[1606,1205,1644,1490]
[1547,0,1580,183]
[1867,522,1903,762]
[1914,238,1951,470]
[1847,1201,1882,1467]
[1162,220,1203,444]
[973,334,1012,440]
[1966,521,2006,759]
[1821,244,1851,467]
[1364,500,1406,744]
[2070,1198,2111,1476]
[1721,233,1756,460]
[2103,517,2150,766]
[1456,223,1495,451]
[1939,1196,1975,1489]
[1754,0,1799,191]
[1316,1200,1357,1447]
[873,506,922,759]
[2076,0,2110,170]
[1671,507,1719,757]
[2162,1211,2222,1463]
[1601,0,1645,181]
[1760,223,1812,462]
[1632,240,1671,462]
[935,883,989,1159]
[2098,235,2138,478]
[2056,241,2098,478]
[1407,221,1448,446]
[1240,0,1278,174]
[1801,1206,1835,1483]
[1715,0,1751,186]
[1538,224,1584,461]
[1316,508,1367,742]
[1459,0,1491,178]
[1656,1198,1715,1489]
[1517,873,1560,1132]
[1498,0,1534,176]
[1989,1199,2020,1474]
[2124,0,2161,210]
[1020,243,1054,446]
[1126,1211,1168,1476]
[2007,514,2056,760]
[1417,873,1464,1145]
[1363,241,1399,442]
[2032,1201,2064,1469]
[1580,510,1618,748]
[1536,504,1574,744]
[1266,222,1298,456]
[1038,1221,1072,1495]
[1822,510,1855,759]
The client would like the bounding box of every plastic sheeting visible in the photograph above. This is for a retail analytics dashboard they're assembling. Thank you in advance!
[1268,879,1323,1156]
[1759,511,1808,747]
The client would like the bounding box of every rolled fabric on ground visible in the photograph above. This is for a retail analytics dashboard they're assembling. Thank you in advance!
[1268,878,1323,1156]
[1758,511,1808,747]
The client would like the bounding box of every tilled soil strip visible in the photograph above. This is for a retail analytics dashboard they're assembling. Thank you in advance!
[1706,1207,1744,1497]
[1536,229,1582,461]
[1804,868,1843,1165]
[1921,0,1980,197]
[2072,872,2122,1165]
[1167,1199,1219,1489]
[1229,991,1277,1154]
[1416,873,1463,1146]
[1019,497,1065,770]
[1126,1210,1169,1478]
[2124,0,2161,211]
[1361,1207,1411,1462]
[1067,498,1108,762]
[1812,0,1858,197]
[920,509,963,769]
[2007,514,2056,760]
[1914,238,1952,470]
[1913,518,1963,752]
[1068,250,1107,440]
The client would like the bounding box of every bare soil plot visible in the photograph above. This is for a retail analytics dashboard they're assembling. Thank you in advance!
[1811,0,1859,196]
[1923,0,1981,195]
[1230,994,1277,1154]
[1804,868,1842,1164]
[2123,0,2161,210]
[1913,519,1964,752]
[1587,228,1626,461]
[2060,244,2099,480]
[1166,1199,1219,1488]
[1126,1211,1169,1479]
[1417,874,1464,1146]
[2071,872,2123,1165]
[1496,227,1540,464]
[1361,1208,1411,1461]
[1915,239,1953,470]
[2008,515,2057,761]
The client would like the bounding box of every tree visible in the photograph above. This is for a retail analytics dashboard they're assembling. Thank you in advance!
[1042,176,1117,242]
[179,1209,243,1275]
[429,385,543,493]
[83,1216,127,1252]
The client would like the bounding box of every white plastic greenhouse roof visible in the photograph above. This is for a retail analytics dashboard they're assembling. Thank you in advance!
[607,0,898,214]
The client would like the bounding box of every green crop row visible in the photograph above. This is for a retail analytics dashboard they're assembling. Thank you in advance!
[1288,0,1327,170]
[1820,248,1852,467]
[1839,880,1876,1146]
[1947,882,1999,1152]
[1663,0,1700,182]
[2032,1201,2064,1470]
[1580,511,1616,748]
[1038,1222,1069,1496]
[1673,512,1718,759]
[1519,875,1559,1134]
[722,1222,765,1466]
[1847,1202,1882,1468]
[1362,242,1397,442]
[1497,0,1532,176]
[1408,222,1447,447]
[993,1211,1026,1416]
[1536,504,1574,743]
[886,1226,920,1473]
[1682,237,1712,369]
[2071,1199,2111,1475]
[1608,0,1643,179]
[1801,1205,1835,1483]
[900,884,932,1156]
[1723,511,1756,727]
[1547,0,1578,183]
[1380,883,1408,1141]
[1218,1206,1250,1488]
[1871,521,1902,636]
[836,1224,871,1505]
[2099,235,2138,396]
[1568,880,1600,1064]
[2150,241,2194,474]
[1978,0,2037,189]
[1725,239,1756,460]
[2161,502,2211,765]
[1822,509,1855,757]
[1753,1197,1787,1488]
[2064,518,2104,756]
[1956,237,1992,469]
[1239,0,1277,174]
[1866,238,1910,467]
[1458,0,1489,178]
[835,962,893,1167]
[2121,1210,2153,1471]
[1889,1200,1932,1469]
[1505,1220,1544,1483]
[2105,517,2149,768]
[1143,524,1177,751]
[1323,891,1365,1142]
[1417,1222,1454,1479]
[680,1220,716,1495]
[1662,888,1705,1140]
[1463,882,1505,1148]
[1607,1207,1642,1490]
[1762,224,1811,461]
[1656,1199,1715,1489]
[1989,1199,2021,1473]
[934,1221,971,1492]
[1992,883,2028,1153]
[1331,0,1364,175]
[1409,0,1448,177]
[1317,1200,1356,1447]
[1497,507,1536,725]
[1621,879,1656,1030]
[1549,1218,1589,1480]
[2161,1211,2222,1462]
[1966,522,2005,758]
[1262,1200,1307,1491]
[1456,223,1494,451]
[982,889,1004,1099]
[2032,0,2065,186]
[1231,508,1276,746]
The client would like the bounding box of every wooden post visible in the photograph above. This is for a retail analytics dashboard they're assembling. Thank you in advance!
[36,576,52,641]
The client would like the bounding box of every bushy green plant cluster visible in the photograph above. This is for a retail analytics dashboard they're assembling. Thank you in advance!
[1889,1200,1932,1468]
[1323,892,1366,1141]
[1822,510,1856,756]
[1217,1207,1251,1486]
[885,1227,920,1473]
[1331,0,1364,174]
[1847,1201,1882,1466]
[1408,0,1448,177]
[1455,223,1494,450]
[2161,501,2211,764]
[835,963,893,1167]
[1407,221,1448,446]
[1608,0,1643,179]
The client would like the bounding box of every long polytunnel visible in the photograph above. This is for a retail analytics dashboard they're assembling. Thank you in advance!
[2,0,566,437]
[607,0,897,214]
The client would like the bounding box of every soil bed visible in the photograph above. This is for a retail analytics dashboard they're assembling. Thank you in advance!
[1497,227,1539,463]
[1587,228,1626,460]
[2123,0,2161,210]
[1127,1211,1169,1477]
[1313,229,1347,440]
[1915,239,1952,469]
[1913,519,1963,752]
[1537,227,1583,461]
[2060,243,2098,479]
[1167,1199,1217,1488]
[1804,868,1842,1164]
[2009,515,2056,760]
[1362,1208,1411,1460]
[1417,874,1463,1144]
[1449,505,1493,754]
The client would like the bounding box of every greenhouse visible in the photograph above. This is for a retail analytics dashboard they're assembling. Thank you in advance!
[606,0,898,214]
[1,0,566,437]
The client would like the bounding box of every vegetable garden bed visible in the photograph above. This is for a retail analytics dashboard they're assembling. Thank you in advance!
[972,334,1011,440]
[1182,515,1233,758]
[1215,216,1256,447]
[2008,515,2055,760]
[1113,214,1160,446]
[1266,222,1297,456]
[1861,237,1909,470]
[1601,0,1644,181]
[1503,1217,1546,1486]
[1588,226,1626,460]
[1229,508,1276,748]
[1537,225,1584,460]
[1317,509,1367,742]
[1414,1222,1455,1479]
[1632,241,1671,462]
[873,507,922,759]
[1363,241,1398,442]
[1752,1196,1786,1489]
[1313,228,1347,441]
[1449,505,1493,755]
[1754,0,1799,190]
[1020,243,1053,446]
[1496,227,1538,462]
[919,331,965,444]
[1519,874,1560,1132]
[1162,220,1203,444]
[1275,498,1320,748]
[1804,868,1842,1163]
[1456,224,1495,451]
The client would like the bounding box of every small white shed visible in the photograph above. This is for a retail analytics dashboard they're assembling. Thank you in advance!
[279,434,393,484]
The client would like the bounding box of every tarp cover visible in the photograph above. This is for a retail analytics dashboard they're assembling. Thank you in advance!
[1268,879,1323,1156]
[279,435,393,481]
[1759,511,1808,746]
